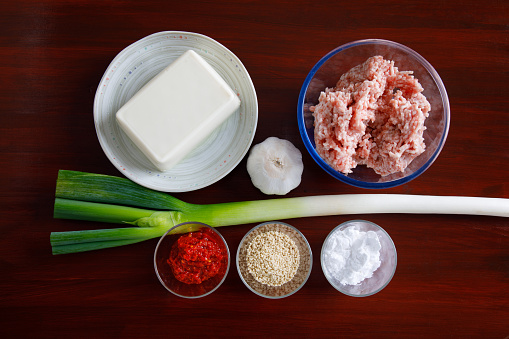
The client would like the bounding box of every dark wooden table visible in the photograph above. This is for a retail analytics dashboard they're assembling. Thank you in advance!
[2,0,508,337]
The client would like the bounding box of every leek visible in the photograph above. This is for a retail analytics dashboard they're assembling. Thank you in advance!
[51,170,509,255]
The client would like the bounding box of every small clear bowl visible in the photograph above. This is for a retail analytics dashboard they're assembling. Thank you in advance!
[236,222,312,299]
[321,220,397,297]
[298,39,450,189]
[154,222,230,298]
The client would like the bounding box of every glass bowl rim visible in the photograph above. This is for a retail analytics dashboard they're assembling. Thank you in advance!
[236,221,313,299]
[297,38,450,189]
[320,219,397,297]
[154,221,231,299]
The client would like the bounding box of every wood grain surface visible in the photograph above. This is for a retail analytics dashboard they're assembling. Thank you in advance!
[1,0,508,338]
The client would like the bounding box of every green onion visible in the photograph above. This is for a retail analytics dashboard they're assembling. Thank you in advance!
[55,170,190,211]
[51,170,509,255]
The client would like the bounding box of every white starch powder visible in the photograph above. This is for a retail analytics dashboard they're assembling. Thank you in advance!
[323,225,382,286]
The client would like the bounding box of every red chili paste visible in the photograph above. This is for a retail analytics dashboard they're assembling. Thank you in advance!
[168,228,226,284]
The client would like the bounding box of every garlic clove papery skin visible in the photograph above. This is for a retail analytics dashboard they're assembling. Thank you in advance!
[247,137,304,195]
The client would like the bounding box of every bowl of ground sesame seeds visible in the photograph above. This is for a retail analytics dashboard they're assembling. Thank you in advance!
[236,222,312,299]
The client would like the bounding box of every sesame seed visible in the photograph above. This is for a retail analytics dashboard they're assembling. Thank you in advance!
[246,230,300,287]
[238,223,312,297]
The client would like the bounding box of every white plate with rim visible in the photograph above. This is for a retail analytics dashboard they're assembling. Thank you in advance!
[94,31,258,192]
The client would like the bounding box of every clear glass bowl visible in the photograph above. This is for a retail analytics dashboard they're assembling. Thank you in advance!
[297,39,450,189]
[321,220,397,297]
[236,222,312,299]
[154,222,230,298]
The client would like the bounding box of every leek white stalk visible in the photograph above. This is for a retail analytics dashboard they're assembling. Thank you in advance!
[173,195,509,227]
[51,170,509,255]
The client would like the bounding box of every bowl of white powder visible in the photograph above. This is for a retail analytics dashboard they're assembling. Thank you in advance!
[298,39,450,188]
[321,220,397,297]
[236,222,312,299]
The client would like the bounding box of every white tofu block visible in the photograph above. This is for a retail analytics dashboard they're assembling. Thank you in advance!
[116,50,241,171]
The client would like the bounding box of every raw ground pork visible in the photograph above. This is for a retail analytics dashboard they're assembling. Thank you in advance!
[311,55,431,176]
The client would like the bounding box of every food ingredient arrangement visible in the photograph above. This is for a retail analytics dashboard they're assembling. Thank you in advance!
[52,169,509,297]
[52,33,509,298]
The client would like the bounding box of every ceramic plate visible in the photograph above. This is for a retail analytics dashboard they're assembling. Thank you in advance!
[94,31,258,192]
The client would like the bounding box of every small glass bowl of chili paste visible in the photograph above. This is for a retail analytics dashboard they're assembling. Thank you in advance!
[154,222,230,298]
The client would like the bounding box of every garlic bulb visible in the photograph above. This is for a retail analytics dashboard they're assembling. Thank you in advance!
[247,137,304,195]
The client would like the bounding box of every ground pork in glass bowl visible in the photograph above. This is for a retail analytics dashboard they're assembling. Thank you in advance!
[298,39,450,189]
